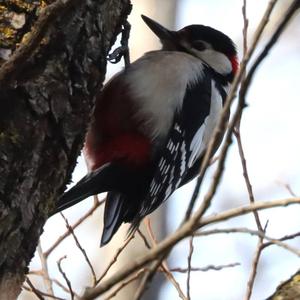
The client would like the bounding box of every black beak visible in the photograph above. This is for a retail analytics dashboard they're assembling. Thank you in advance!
[141,15,175,42]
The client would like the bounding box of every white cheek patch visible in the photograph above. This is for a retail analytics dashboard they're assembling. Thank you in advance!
[192,49,232,75]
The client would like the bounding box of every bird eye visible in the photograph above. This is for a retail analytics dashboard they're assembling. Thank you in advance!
[192,40,206,51]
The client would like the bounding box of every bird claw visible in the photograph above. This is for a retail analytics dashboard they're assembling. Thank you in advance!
[107,46,128,64]
[107,21,131,67]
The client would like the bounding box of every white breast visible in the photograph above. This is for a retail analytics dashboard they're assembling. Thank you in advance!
[125,51,205,139]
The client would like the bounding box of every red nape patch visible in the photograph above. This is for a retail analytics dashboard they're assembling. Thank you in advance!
[88,133,151,171]
[230,55,239,74]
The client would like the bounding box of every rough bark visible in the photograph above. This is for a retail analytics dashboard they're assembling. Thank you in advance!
[267,269,300,300]
[0,0,131,298]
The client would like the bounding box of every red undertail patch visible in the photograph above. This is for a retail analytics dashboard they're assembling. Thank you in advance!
[89,133,151,171]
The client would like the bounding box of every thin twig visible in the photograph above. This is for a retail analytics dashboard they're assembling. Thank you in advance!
[103,269,145,300]
[45,198,104,258]
[160,263,188,300]
[186,236,194,300]
[57,256,74,300]
[81,197,300,299]
[170,262,240,273]
[96,233,135,285]
[245,245,263,299]
[24,277,44,300]
[37,241,54,296]
[28,270,44,276]
[195,227,300,256]
[145,218,188,300]
[236,0,266,231]
[137,228,152,249]
[277,181,298,197]
[242,0,249,55]
[23,284,66,300]
[236,3,265,294]
[234,128,263,229]
[52,278,79,297]
[133,259,164,300]
[235,3,263,228]
[28,270,80,297]
[262,231,300,249]
[60,213,97,286]
[244,223,267,300]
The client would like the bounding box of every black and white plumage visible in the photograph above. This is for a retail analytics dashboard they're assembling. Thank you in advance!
[53,15,238,246]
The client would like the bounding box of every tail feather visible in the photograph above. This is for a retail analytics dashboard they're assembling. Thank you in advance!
[101,192,126,246]
[101,192,145,246]
[53,163,112,215]
[54,162,149,245]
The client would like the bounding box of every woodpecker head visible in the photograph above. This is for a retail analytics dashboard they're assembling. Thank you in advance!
[141,15,238,80]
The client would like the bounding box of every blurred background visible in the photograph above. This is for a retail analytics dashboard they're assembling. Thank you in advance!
[20,0,300,299]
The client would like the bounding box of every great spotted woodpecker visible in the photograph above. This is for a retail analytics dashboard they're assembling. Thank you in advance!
[54,15,238,246]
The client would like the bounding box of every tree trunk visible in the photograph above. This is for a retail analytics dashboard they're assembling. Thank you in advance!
[0,0,131,298]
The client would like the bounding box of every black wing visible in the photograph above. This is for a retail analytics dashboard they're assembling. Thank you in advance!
[139,71,226,217]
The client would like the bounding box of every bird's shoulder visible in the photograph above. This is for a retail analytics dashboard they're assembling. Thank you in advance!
[126,50,206,85]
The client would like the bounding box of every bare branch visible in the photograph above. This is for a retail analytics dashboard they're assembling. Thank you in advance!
[24,277,44,300]
[28,271,80,297]
[277,181,298,197]
[170,263,240,273]
[96,233,135,285]
[57,256,74,300]
[37,241,54,296]
[262,232,300,249]
[23,282,66,300]
[52,278,79,298]
[160,262,188,300]
[244,224,267,300]
[81,197,300,299]
[145,218,187,300]
[45,198,105,258]
[186,236,194,300]
[103,269,145,300]
[234,129,263,229]
[242,0,249,55]
[137,228,152,250]
[195,227,300,256]
[61,213,97,286]
[133,259,163,300]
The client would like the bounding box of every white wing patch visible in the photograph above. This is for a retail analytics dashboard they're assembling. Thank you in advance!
[180,142,187,177]
[188,125,205,168]
[188,80,223,167]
